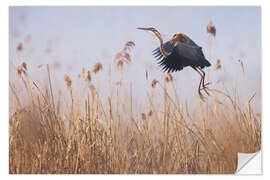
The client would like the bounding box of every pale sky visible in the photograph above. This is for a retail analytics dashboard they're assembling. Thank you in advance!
[9,6,261,111]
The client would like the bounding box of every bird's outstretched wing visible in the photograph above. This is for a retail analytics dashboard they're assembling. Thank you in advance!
[152,41,185,73]
[176,42,203,61]
[176,42,211,67]
[152,41,174,56]
[176,33,208,64]
[153,41,210,73]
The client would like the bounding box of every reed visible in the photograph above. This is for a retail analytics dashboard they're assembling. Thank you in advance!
[9,42,261,174]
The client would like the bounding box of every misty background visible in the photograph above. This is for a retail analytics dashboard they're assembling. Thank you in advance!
[9,6,261,112]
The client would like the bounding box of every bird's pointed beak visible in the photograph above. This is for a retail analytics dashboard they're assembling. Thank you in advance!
[137,27,151,31]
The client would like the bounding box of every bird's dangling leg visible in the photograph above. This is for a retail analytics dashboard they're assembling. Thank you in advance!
[192,67,206,101]
[197,67,211,95]
[198,76,206,101]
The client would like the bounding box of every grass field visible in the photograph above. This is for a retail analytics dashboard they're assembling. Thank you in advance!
[9,41,261,174]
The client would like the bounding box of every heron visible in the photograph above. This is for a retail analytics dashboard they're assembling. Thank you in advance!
[137,27,211,99]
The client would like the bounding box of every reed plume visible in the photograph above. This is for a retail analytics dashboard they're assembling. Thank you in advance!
[141,113,146,120]
[86,70,91,82]
[92,62,103,74]
[145,69,148,80]
[16,43,23,52]
[114,41,135,69]
[123,41,135,51]
[165,73,173,83]
[215,59,221,70]
[206,20,216,37]
[148,110,153,117]
[151,79,158,88]
[64,74,72,88]
[22,62,27,71]
[16,62,28,77]
[116,60,124,70]
[239,59,245,75]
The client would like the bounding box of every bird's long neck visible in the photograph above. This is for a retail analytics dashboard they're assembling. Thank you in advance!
[154,33,169,57]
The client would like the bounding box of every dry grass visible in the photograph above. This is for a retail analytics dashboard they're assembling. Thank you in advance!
[238,59,245,76]
[9,44,261,174]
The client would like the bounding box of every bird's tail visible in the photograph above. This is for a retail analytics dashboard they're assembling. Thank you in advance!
[203,58,211,67]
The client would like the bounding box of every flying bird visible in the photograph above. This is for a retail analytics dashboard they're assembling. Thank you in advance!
[137,27,211,99]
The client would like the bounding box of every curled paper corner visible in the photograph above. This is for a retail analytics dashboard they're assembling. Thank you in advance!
[235,151,262,175]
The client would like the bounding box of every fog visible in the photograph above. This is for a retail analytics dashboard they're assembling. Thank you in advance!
[9,6,261,112]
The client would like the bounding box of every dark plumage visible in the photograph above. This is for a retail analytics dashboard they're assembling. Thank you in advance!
[137,27,212,100]
[152,36,211,73]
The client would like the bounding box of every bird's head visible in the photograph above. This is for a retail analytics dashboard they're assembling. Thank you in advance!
[137,27,162,38]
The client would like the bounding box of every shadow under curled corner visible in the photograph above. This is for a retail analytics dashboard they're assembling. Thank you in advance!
[235,151,262,175]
